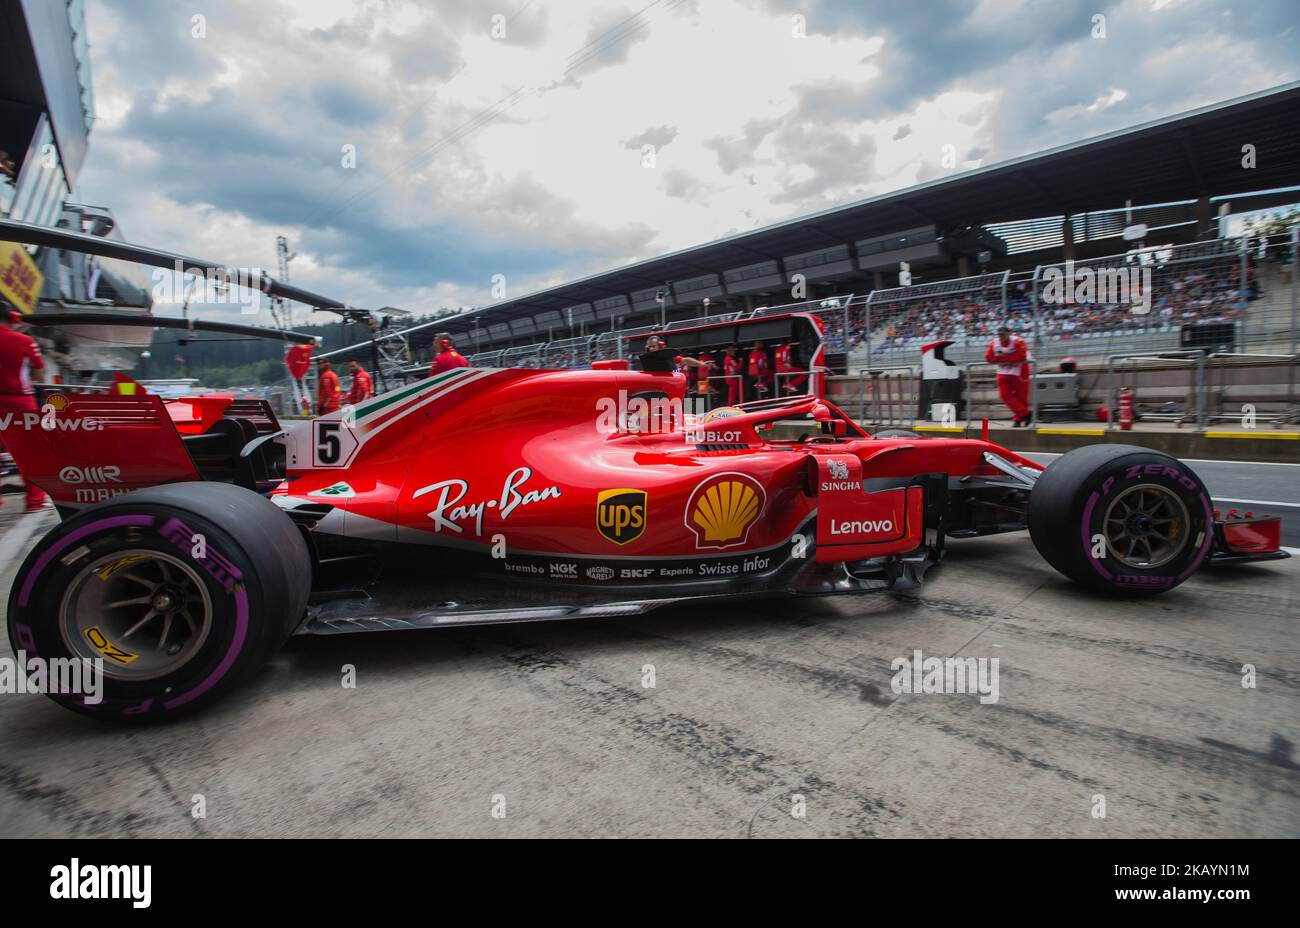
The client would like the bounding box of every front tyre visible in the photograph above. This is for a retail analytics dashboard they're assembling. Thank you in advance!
[1028,445,1213,596]
[7,482,310,721]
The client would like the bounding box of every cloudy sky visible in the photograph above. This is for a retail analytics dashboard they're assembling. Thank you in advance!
[79,0,1298,323]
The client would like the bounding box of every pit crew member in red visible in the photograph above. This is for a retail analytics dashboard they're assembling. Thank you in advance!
[774,343,806,394]
[428,333,469,376]
[0,305,48,509]
[346,360,373,405]
[723,346,742,405]
[316,359,341,415]
[746,341,771,400]
[984,325,1031,426]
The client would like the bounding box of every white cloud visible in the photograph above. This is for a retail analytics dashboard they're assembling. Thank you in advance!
[76,0,1299,320]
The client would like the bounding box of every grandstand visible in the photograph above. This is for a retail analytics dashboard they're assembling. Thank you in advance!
[319,82,1300,397]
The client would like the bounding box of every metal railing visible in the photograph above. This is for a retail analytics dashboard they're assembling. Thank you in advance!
[1105,351,1205,431]
[1201,352,1299,427]
[856,366,916,427]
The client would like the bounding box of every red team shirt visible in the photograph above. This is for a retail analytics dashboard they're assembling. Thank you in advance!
[347,367,373,405]
[429,348,470,376]
[746,348,770,397]
[723,354,742,403]
[317,368,341,413]
[0,325,44,398]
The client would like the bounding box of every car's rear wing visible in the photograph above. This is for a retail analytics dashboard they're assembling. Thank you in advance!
[1,393,200,507]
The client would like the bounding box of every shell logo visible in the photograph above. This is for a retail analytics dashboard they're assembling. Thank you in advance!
[45,393,69,411]
[685,472,766,550]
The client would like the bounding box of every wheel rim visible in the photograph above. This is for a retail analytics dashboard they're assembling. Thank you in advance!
[1102,484,1190,569]
[59,550,213,681]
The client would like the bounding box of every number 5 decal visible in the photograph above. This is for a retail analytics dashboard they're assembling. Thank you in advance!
[312,419,359,468]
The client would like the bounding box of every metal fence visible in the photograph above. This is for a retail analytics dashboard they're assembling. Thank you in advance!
[298,230,1298,429]
[539,335,597,369]
[860,272,1010,369]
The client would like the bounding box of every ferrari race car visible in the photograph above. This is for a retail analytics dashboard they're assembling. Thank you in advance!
[2,366,1288,721]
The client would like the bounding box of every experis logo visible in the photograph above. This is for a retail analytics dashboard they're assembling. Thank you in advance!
[50,859,151,908]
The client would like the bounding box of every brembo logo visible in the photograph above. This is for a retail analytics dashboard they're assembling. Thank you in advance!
[830,518,895,536]
[59,465,121,485]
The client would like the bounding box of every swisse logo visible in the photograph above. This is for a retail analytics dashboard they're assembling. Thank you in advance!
[830,518,894,536]
[58,465,121,485]
[50,858,151,908]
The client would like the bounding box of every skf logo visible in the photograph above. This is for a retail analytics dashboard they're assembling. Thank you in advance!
[597,488,647,545]
[685,473,766,550]
[620,568,653,579]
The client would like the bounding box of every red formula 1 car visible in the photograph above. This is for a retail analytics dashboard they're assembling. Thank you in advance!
[2,367,1288,720]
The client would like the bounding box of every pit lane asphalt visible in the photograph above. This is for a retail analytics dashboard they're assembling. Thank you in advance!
[0,465,1297,838]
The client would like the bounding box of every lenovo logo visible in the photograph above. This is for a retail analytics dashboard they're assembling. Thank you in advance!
[829,518,894,536]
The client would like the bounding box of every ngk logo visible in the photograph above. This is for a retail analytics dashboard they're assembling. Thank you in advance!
[59,465,121,485]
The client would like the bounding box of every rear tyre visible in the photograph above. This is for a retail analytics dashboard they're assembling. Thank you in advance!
[7,482,310,721]
[1028,445,1213,596]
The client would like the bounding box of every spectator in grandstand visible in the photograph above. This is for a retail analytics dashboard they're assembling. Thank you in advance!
[746,341,771,400]
[723,345,742,406]
[0,301,48,510]
[985,325,1031,426]
[429,333,470,376]
[316,359,341,415]
[638,335,708,374]
[346,360,374,405]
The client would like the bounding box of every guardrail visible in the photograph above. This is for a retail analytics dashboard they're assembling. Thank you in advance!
[1106,351,1204,430]
[1201,352,1298,427]
[856,365,916,427]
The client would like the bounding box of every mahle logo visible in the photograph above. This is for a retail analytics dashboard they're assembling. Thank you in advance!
[597,488,647,545]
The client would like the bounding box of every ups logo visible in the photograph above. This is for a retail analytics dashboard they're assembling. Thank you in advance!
[597,489,647,545]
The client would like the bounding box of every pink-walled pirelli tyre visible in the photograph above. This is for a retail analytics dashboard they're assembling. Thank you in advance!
[7,482,310,722]
[1027,445,1213,597]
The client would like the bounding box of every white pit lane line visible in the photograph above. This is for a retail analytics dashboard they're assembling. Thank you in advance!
[1022,451,1300,468]
[1210,498,1300,509]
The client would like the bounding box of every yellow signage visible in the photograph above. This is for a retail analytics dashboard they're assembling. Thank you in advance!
[0,241,44,313]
